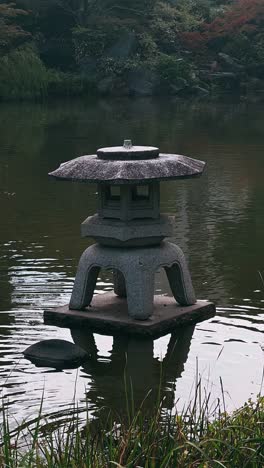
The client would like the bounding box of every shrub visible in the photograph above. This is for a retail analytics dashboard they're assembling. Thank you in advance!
[47,70,95,97]
[155,53,193,89]
[0,45,49,100]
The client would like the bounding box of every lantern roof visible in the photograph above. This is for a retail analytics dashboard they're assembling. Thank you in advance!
[49,142,205,184]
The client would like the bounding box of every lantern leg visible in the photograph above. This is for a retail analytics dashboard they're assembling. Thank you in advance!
[113,270,127,298]
[125,269,155,320]
[69,241,196,317]
[69,247,100,310]
[164,260,196,306]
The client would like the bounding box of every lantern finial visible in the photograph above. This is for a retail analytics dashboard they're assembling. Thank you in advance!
[123,139,132,149]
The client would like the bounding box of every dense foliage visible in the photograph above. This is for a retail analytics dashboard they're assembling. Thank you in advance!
[0,0,264,99]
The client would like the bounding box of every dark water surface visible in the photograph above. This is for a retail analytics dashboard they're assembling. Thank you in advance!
[0,98,263,427]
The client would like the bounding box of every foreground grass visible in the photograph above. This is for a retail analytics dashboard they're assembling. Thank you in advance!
[0,392,263,468]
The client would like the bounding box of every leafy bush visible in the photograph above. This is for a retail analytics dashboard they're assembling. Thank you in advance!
[73,18,133,65]
[136,32,158,60]
[47,70,95,96]
[155,53,193,89]
[0,45,49,100]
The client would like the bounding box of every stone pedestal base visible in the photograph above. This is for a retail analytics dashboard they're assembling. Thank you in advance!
[69,241,196,320]
[44,292,215,338]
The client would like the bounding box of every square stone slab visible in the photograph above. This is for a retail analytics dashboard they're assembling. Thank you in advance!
[44,292,215,338]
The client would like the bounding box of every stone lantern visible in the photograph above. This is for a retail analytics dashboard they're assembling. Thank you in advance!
[46,141,215,334]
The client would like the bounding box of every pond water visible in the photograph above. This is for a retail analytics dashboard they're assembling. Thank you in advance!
[0,98,263,428]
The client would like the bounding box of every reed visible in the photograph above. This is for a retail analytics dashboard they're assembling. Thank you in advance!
[1,379,263,467]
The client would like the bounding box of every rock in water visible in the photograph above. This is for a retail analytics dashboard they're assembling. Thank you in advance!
[23,339,88,369]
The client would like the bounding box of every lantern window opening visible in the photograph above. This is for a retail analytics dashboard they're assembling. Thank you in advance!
[108,185,121,201]
[132,185,150,202]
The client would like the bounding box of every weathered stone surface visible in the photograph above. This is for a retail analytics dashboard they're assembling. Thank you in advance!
[107,32,135,60]
[97,145,159,160]
[170,77,189,95]
[23,339,88,369]
[113,270,126,297]
[97,76,115,95]
[218,53,244,72]
[191,85,210,96]
[128,68,157,96]
[49,153,206,184]
[246,63,264,79]
[98,182,160,221]
[211,72,241,93]
[48,144,209,325]
[44,293,216,338]
[68,241,196,320]
[81,214,175,247]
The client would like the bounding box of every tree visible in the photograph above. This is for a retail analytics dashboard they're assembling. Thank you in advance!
[180,0,264,51]
[204,0,264,39]
[0,2,30,54]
